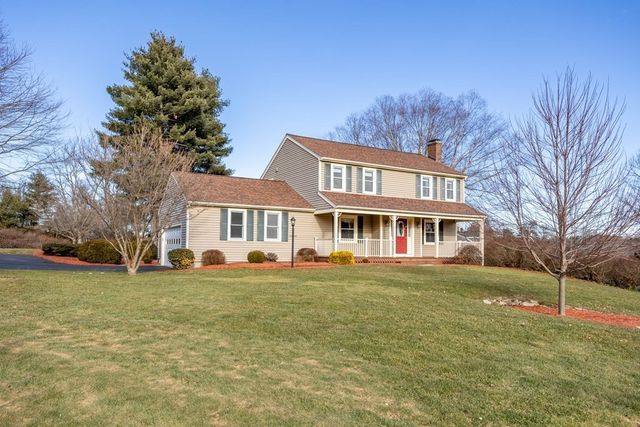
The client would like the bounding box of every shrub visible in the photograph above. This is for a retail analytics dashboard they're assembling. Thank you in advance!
[77,240,122,264]
[143,243,158,263]
[0,228,65,248]
[451,245,483,265]
[42,242,78,257]
[296,247,318,262]
[168,248,195,269]
[328,250,355,265]
[265,252,278,262]
[247,250,266,263]
[202,249,226,266]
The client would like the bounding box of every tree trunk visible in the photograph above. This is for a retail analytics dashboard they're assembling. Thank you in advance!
[557,274,566,316]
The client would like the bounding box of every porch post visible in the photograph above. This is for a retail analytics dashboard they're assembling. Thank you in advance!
[434,218,440,258]
[333,210,340,252]
[391,214,397,257]
[419,218,423,257]
[480,219,485,266]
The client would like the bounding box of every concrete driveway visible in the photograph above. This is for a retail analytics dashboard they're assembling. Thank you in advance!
[0,254,167,273]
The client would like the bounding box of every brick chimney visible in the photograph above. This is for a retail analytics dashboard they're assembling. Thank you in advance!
[427,139,442,162]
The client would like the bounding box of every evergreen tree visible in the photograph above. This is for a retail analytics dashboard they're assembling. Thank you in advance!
[0,189,32,228]
[103,31,232,174]
[25,172,55,226]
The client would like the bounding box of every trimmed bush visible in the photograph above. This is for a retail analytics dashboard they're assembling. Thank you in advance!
[143,243,158,264]
[328,250,355,265]
[265,252,279,262]
[296,247,318,262]
[451,245,483,265]
[202,249,226,266]
[77,240,122,264]
[247,250,266,263]
[42,242,78,257]
[168,248,195,269]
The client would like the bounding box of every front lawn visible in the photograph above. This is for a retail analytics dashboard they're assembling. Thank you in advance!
[0,266,638,425]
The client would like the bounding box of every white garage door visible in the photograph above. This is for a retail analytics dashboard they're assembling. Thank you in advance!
[162,226,182,267]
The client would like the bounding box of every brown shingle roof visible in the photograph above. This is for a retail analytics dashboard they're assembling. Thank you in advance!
[289,134,464,176]
[173,172,313,210]
[320,192,484,217]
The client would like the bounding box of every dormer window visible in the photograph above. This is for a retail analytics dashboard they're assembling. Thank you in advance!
[445,178,455,201]
[331,164,345,191]
[362,168,376,194]
[421,175,434,199]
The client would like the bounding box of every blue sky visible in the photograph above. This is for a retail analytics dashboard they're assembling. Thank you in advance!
[2,1,638,177]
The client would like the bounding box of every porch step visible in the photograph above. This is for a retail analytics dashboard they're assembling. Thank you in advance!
[316,256,452,265]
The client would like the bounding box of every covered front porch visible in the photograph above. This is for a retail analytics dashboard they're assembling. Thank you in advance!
[313,210,484,263]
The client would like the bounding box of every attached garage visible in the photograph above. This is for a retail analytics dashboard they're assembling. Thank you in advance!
[161,226,182,267]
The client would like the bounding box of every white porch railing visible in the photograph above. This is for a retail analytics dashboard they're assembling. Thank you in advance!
[315,238,482,258]
[315,239,393,257]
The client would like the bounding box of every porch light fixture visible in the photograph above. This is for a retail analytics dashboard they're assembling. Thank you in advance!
[290,216,296,268]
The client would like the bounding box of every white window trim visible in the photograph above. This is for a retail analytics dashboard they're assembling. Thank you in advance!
[421,175,434,199]
[445,178,456,201]
[423,220,435,245]
[228,209,246,241]
[362,167,376,194]
[331,164,346,192]
[339,214,357,241]
[264,210,282,242]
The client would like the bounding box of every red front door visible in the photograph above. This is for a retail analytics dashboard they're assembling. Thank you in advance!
[396,218,407,254]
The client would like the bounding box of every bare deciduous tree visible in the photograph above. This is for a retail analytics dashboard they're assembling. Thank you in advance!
[487,69,633,315]
[79,126,193,275]
[0,22,64,181]
[330,89,505,193]
[46,142,101,244]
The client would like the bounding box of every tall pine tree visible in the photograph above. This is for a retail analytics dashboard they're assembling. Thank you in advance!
[103,32,232,174]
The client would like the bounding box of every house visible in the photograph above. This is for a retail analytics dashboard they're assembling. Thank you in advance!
[159,134,485,267]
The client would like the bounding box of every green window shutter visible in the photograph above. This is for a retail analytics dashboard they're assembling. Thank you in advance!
[376,170,382,195]
[246,210,254,241]
[415,175,421,198]
[439,220,444,242]
[356,167,363,193]
[324,163,331,190]
[257,210,264,241]
[440,177,446,200]
[220,208,228,241]
[357,216,364,240]
[456,179,461,202]
[346,166,352,192]
[281,211,289,242]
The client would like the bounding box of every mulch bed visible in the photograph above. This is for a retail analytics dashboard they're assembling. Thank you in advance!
[32,250,158,267]
[195,262,334,270]
[513,305,640,329]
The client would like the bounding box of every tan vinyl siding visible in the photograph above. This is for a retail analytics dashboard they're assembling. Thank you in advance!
[187,206,325,265]
[263,139,330,210]
[321,161,466,203]
[420,219,456,256]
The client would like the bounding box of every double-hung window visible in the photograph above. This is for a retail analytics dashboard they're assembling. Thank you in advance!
[331,164,345,191]
[445,178,455,201]
[363,168,376,194]
[424,222,435,244]
[229,210,245,240]
[340,217,355,240]
[421,175,433,199]
[265,211,281,241]
[423,220,445,244]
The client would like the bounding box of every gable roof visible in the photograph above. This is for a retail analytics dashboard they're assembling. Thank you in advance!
[172,172,313,210]
[287,134,464,176]
[320,191,484,217]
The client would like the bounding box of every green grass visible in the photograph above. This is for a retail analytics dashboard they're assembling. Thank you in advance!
[0,248,35,254]
[0,266,638,426]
